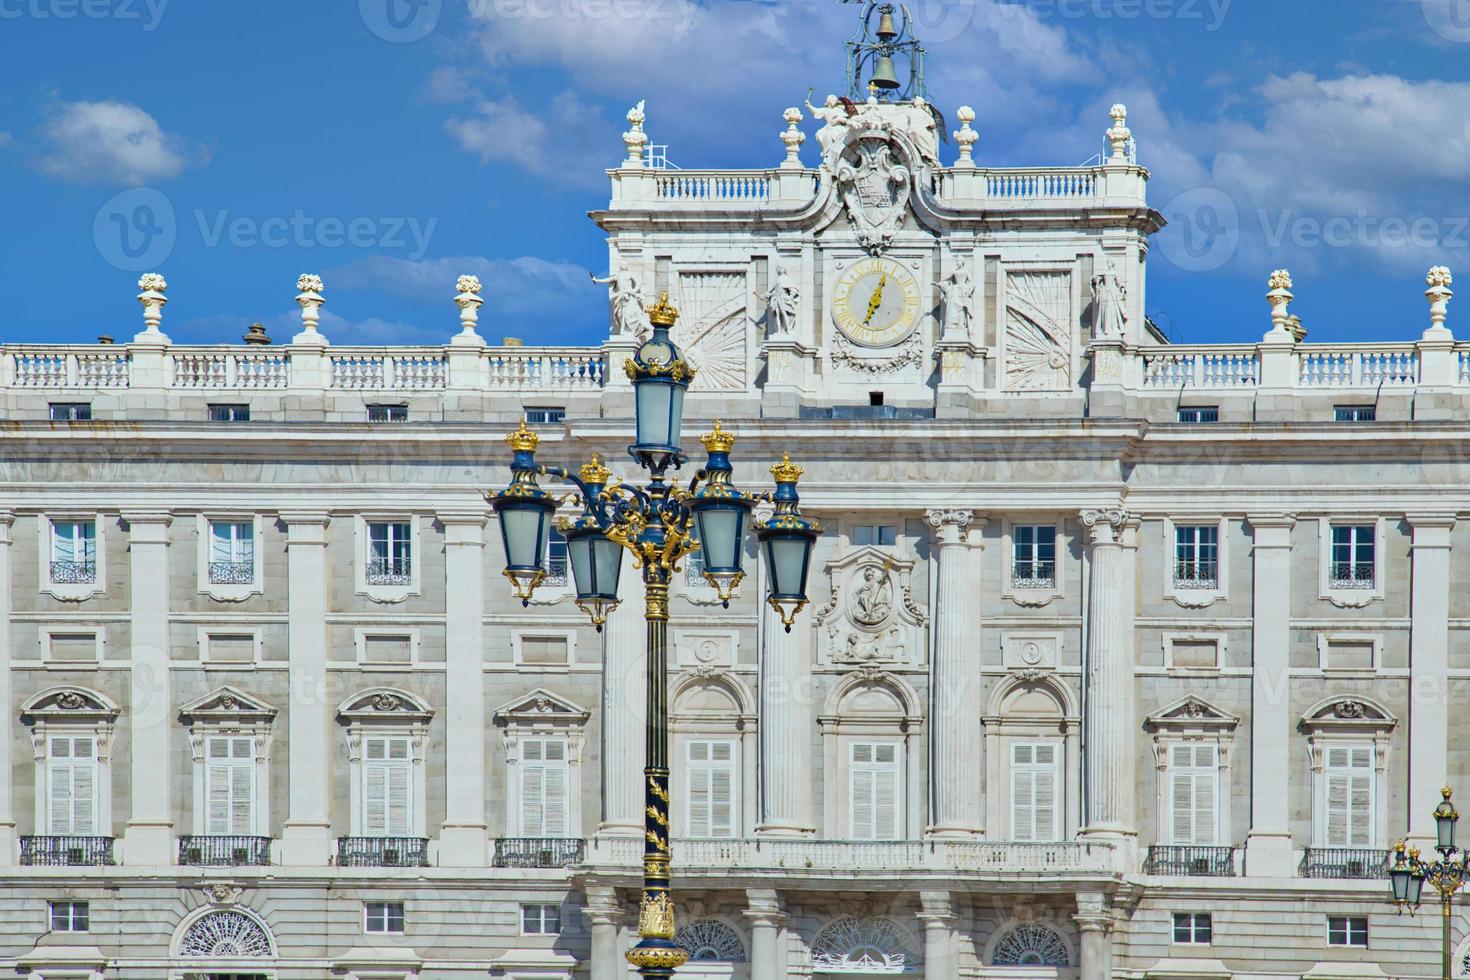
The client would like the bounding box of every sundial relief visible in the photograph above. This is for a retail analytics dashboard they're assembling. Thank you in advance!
[816,546,928,668]
[1004,271,1074,392]
[671,271,748,391]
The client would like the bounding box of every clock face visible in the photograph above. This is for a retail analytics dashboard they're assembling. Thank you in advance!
[639,340,674,366]
[831,258,922,348]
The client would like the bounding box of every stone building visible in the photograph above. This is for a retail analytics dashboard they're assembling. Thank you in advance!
[0,33,1464,980]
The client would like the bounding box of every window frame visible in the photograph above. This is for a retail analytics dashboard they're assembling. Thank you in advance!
[23,689,120,841]
[1301,696,1396,852]
[40,628,104,667]
[524,407,567,425]
[847,740,903,842]
[520,902,562,936]
[1333,405,1376,423]
[339,689,433,839]
[1317,518,1386,607]
[683,738,739,840]
[850,524,898,548]
[364,900,406,935]
[494,689,590,841]
[1008,740,1062,843]
[1176,406,1219,424]
[367,403,409,423]
[1001,518,1067,607]
[1327,915,1369,948]
[1316,631,1383,675]
[517,735,572,838]
[1161,632,1225,672]
[355,515,423,603]
[1165,742,1221,846]
[353,629,421,670]
[207,403,251,423]
[39,513,106,602]
[196,514,264,602]
[48,402,93,422]
[180,687,277,838]
[512,630,577,669]
[1171,912,1212,945]
[49,900,90,932]
[1162,517,1228,607]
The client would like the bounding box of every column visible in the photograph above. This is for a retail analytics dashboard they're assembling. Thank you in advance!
[757,584,815,836]
[744,889,787,980]
[279,512,333,865]
[1408,515,1455,848]
[440,513,489,864]
[917,891,956,980]
[585,884,628,980]
[1243,515,1294,876]
[925,510,983,838]
[121,512,174,865]
[1080,508,1138,852]
[1074,892,1113,980]
[599,570,646,835]
[0,514,14,862]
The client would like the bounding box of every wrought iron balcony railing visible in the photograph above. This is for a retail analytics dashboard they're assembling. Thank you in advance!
[1173,561,1219,589]
[21,835,115,866]
[1300,847,1390,879]
[365,557,413,585]
[1329,562,1376,589]
[49,560,96,584]
[493,837,585,868]
[336,836,429,867]
[1144,845,1237,877]
[1011,561,1056,590]
[544,556,568,588]
[179,835,272,867]
[207,560,255,585]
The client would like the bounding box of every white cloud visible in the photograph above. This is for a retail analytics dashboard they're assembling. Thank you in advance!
[36,99,197,186]
[446,91,613,187]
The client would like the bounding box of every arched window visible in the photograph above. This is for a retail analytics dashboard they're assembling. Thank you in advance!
[671,670,755,839]
[177,909,275,958]
[810,916,920,974]
[819,673,922,841]
[982,675,1080,841]
[990,923,1070,967]
[676,919,747,962]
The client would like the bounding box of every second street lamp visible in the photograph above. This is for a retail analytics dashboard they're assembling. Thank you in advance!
[1390,787,1470,980]
[489,293,821,980]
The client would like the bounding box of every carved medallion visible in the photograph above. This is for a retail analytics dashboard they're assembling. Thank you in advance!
[836,138,912,255]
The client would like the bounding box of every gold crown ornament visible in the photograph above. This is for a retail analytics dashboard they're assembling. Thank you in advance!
[580,453,612,484]
[770,452,803,484]
[647,290,679,327]
[700,421,736,454]
[507,421,540,452]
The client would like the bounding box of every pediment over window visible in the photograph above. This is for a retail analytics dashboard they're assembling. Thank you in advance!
[21,686,120,725]
[337,687,434,726]
[179,686,277,726]
[1145,696,1240,734]
[493,688,591,728]
[1300,696,1396,737]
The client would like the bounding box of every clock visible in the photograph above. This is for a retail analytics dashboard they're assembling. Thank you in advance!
[831,257,922,348]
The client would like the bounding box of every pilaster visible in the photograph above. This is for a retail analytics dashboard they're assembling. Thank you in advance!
[1407,514,1455,849]
[1243,514,1295,876]
[279,512,334,865]
[0,514,15,861]
[439,512,490,864]
[744,888,788,980]
[121,512,174,865]
[925,510,984,838]
[599,570,647,835]
[757,583,815,837]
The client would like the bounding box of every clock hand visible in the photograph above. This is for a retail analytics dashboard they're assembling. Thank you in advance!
[863,273,888,325]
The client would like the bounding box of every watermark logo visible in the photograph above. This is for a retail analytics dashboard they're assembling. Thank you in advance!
[992,0,1232,32]
[93,187,176,272]
[1423,0,1470,43]
[359,0,441,42]
[0,0,169,30]
[1155,186,1240,272]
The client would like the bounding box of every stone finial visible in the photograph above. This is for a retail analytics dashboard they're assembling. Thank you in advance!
[242,322,271,345]
[953,106,978,168]
[453,274,486,346]
[623,99,648,168]
[780,106,806,169]
[1426,266,1455,339]
[134,272,171,345]
[1106,103,1131,161]
[1265,269,1295,341]
[293,273,328,347]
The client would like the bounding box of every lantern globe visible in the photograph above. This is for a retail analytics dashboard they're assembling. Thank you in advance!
[626,292,694,471]
[565,522,624,630]
[754,453,822,631]
[492,422,558,602]
[689,422,753,605]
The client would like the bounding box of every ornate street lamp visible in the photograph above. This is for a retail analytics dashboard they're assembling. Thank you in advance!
[489,292,822,979]
[1390,787,1469,980]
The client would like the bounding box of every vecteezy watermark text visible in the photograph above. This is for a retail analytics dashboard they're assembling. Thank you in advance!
[0,0,168,30]
[195,210,437,260]
[994,0,1231,31]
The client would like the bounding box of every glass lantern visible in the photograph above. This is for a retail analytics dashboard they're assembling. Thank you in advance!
[754,453,821,631]
[626,292,694,471]
[491,422,558,602]
[689,423,753,605]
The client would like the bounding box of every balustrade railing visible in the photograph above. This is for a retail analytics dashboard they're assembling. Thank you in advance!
[1144,845,1237,877]
[484,348,605,390]
[655,171,771,203]
[1142,348,1259,389]
[171,349,290,389]
[179,835,272,867]
[21,835,115,866]
[493,837,585,868]
[985,168,1100,199]
[1299,346,1419,387]
[336,836,429,868]
[1300,847,1389,879]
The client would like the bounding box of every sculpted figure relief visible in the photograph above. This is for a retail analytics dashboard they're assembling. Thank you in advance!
[805,91,851,158]
[1091,264,1128,340]
[765,265,800,338]
[591,269,651,337]
[850,566,894,626]
[940,260,977,340]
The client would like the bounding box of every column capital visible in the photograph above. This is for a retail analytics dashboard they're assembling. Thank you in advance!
[439,510,491,527]
[1245,513,1296,532]
[1079,507,1131,544]
[917,890,956,924]
[584,884,628,927]
[1074,891,1112,932]
[279,510,332,527]
[121,510,173,527]
[743,887,786,925]
[925,509,975,545]
[1407,512,1457,534]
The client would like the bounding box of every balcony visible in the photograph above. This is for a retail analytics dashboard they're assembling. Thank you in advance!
[544,556,568,589]
[48,560,96,585]
[21,835,115,866]
[365,557,412,586]
[1300,848,1390,879]
[1145,845,1237,877]
[336,836,429,868]
[207,560,255,585]
[494,837,585,869]
[1329,562,1376,590]
[179,835,272,867]
[1173,561,1219,590]
[1011,561,1056,590]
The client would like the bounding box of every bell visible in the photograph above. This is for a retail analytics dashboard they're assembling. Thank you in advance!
[876,8,898,39]
[870,53,901,90]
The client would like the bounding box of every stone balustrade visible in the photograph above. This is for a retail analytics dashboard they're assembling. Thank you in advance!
[1129,341,1470,392]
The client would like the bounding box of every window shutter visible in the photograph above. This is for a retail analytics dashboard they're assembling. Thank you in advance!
[686,740,735,839]
[850,762,874,839]
[873,755,898,840]
[48,737,96,835]
[1195,746,1218,845]
[1033,745,1057,841]
[1012,742,1058,841]
[1323,744,1374,847]
[363,736,412,836]
[848,742,899,841]
[520,738,569,837]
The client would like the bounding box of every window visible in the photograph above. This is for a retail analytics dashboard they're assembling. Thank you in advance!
[1334,405,1376,423]
[367,404,408,423]
[518,636,569,666]
[684,549,708,587]
[1012,525,1056,587]
[546,527,569,586]
[49,403,92,421]
[1327,915,1368,947]
[46,736,97,835]
[521,903,561,936]
[1172,913,1212,945]
[686,740,735,838]
[1177,406,1218,423]
[364,901,405,934]
[852,525,897,547]
[525,407,566,425]
[50,520,97,584]
[1329,524,1375,588]
[1323,745,1374,847]
[519,737,569,837]
[1010,742,1060,841]
[207,404,251,423]
[367,521,412,585]
[848,742,900,840]
[49,900,89,932]
[204,736,256,835]
[1174,525,1219,588]
[208,520,255,585]
[1169,745,1219,845]
[363,736,414,836]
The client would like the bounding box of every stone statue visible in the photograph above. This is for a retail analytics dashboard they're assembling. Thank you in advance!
[765,265,800,338]
[904,96,941,168]
[1091,265,1127,340]
[940,260,977,340]
[591,269,651,337]
[850,566,893,626]
[804,91,850,158]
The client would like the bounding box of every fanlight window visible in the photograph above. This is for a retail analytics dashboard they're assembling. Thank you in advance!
[178,910,274,958]
[811,916,918,974]
[675,919,747,962]
[991,923,1069,967]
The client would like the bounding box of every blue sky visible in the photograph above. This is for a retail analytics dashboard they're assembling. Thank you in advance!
[5,0,1470,347]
